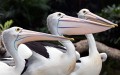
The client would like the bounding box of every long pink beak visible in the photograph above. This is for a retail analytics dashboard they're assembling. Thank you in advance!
[78,9,118,27]
[57,15,117,35]
[16,29,73,45]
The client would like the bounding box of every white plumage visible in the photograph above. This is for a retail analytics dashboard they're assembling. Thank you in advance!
[0,27,68,75]
[0,27,25,75]
[71,34,103,75]
[70,9,117,75]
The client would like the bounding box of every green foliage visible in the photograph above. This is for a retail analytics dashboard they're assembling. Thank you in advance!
[95,4,120,48]
[96,5,120,73]
[99,4,120,24]
[0,20,13,32]
[0,0,50,29]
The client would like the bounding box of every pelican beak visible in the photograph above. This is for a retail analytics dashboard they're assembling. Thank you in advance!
[16,29,73,45]
[57,15,117,35]
[78,11,118,27]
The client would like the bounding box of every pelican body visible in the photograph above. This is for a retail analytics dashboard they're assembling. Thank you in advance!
[0,27,69,75]
[71,34,102,75]
[70,9,117,75]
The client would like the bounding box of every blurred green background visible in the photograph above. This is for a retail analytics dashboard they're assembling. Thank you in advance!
[0,0,120,75]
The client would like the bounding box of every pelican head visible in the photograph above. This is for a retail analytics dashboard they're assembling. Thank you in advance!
[47,12,66,36]
[47,12,116,36]
[2,27,70,51]
[77,9,90,19]
[77,9,118,27]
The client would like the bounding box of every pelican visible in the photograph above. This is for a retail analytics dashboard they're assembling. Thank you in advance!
[20,12,116,75]
[78,9,112,62]
[46,11,117,63]
[70,9,118,75]
[0,27,69,75]
[47,12,117,75]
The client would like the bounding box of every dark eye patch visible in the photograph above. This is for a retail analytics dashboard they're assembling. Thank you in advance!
[58,13,61,16]
[16,28,20,32]
[83,10,86,13]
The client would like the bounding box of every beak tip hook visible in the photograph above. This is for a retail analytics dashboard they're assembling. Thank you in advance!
[115,24,118,27]
[112,24,118,28]
[70,38,75,41]
[67,38,75,41]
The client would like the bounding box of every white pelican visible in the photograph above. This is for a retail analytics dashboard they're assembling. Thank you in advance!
[0,27,69,75]
[70,9,117,75]
[47,12,117,62]
[47,12,117,75]
[21,12,115,75]
[77,9,109,62]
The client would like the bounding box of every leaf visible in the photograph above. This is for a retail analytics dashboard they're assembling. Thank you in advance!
[4,20,13,30]
[0,20,13,32]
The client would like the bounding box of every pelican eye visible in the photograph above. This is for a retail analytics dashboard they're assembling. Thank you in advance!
[58,13,62,16]
[15,28,20,32]
[83,10,87,14]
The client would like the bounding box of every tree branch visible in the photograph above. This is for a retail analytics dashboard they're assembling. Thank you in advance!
[74,40,120,60]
